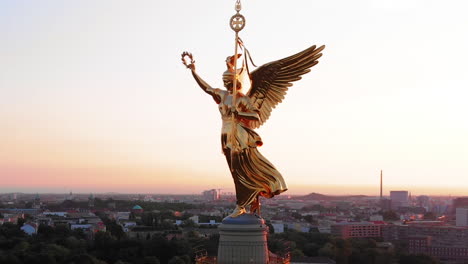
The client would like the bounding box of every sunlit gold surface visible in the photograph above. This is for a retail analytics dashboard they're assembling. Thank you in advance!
[182,44,324,217]
[182,0,324,218]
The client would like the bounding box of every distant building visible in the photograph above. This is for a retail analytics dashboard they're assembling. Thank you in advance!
[417,195,430,208]
[88,193,95,208]
[131,205,144,214]
[408,236,432,255]
[202,189,219,201]
[0,208,42,216]
[116,212,131,221]
[380,198,391,211]
[66,191,74,201]
[33,193,41,209]
[70,222,106,237]
[286,222,312,233]
[331,222,384,239]
[44,211,68,217]
[390,191,409,210]
[370,214,384,221]
[120,221,137,232]
[189,215,199,224]
[271,221,284,233]
[408,235,468,264]
[456,208,468,227]
[143,195,155,202]
[382,224,468,250]
[453,198,468,213]
[21,223,38,235]
[36,216,53,226]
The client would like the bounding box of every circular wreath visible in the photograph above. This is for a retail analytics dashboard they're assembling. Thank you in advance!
[181,51,195,69]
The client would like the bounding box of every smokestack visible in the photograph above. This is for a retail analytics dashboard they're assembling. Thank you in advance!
[380,170,383,199]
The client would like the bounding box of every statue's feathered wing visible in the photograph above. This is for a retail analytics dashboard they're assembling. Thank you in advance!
[247,45,325,129]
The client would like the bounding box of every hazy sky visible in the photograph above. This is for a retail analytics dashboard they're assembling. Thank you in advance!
[1,0,467,195]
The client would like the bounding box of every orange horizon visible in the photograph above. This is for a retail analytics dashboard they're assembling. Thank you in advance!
[1,183,466,197]
[2,162,466,197]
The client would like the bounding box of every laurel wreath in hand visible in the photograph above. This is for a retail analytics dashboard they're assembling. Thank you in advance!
[181,52,195,69]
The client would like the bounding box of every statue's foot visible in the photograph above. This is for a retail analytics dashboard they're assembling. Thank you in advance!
[229,206,246,218]
[250,198,260,214]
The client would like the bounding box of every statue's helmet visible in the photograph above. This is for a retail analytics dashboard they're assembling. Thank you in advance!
[223,54,244,91]
[222,69,243,90]
[225,54,242,68]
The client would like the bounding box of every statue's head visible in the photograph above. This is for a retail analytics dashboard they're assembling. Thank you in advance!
[222,70,242,92]
[223,54,243,92]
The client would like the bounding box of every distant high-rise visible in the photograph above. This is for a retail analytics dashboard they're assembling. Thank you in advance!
[66,191,74,201]
[88,193,95,208]
[417,195,430,208]
[390,191,409,210]
[33,193,41,209]
[202,189,220,201]
[456,208,468,227]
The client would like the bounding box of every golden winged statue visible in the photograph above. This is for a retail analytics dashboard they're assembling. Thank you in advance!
[182,44,325,217]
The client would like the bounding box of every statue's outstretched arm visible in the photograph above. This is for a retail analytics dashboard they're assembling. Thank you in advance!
[190,69,212,94]
[191,69,222,104]
[182,52,221,103]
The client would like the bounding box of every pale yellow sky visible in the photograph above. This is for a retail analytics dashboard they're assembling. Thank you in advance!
[0,0,467,195]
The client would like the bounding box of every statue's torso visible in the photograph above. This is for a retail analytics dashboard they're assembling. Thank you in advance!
[216,90,260,150]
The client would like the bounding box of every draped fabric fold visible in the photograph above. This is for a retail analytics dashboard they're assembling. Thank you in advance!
[221,125,287,209]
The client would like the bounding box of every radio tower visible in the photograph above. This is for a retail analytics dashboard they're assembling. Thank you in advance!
[380,170,383,199]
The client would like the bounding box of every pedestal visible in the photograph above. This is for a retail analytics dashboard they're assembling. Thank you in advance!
[217,214,269,264]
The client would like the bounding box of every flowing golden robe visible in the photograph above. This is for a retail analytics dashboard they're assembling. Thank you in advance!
[209,87,288,208]
[183,44,324,215]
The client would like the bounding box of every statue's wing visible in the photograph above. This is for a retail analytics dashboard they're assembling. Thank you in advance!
[247,45,325,129]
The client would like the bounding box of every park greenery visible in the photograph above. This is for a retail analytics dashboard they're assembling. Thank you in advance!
[0,199,440,264]
[1,220,440,264]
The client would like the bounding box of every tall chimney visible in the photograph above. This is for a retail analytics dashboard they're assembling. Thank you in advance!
[380,170,383,199]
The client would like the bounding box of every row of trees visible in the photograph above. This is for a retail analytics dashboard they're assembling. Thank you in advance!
[1,219,442,264]
[0,219,213,264]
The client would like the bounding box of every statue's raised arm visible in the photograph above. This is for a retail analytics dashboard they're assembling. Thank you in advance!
[182,51,222,104]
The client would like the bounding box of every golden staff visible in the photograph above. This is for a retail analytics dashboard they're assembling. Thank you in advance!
[229,0,246,171]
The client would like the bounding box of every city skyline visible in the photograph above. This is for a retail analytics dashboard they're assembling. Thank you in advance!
[1,0,467,195]
[1,183,467,197]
